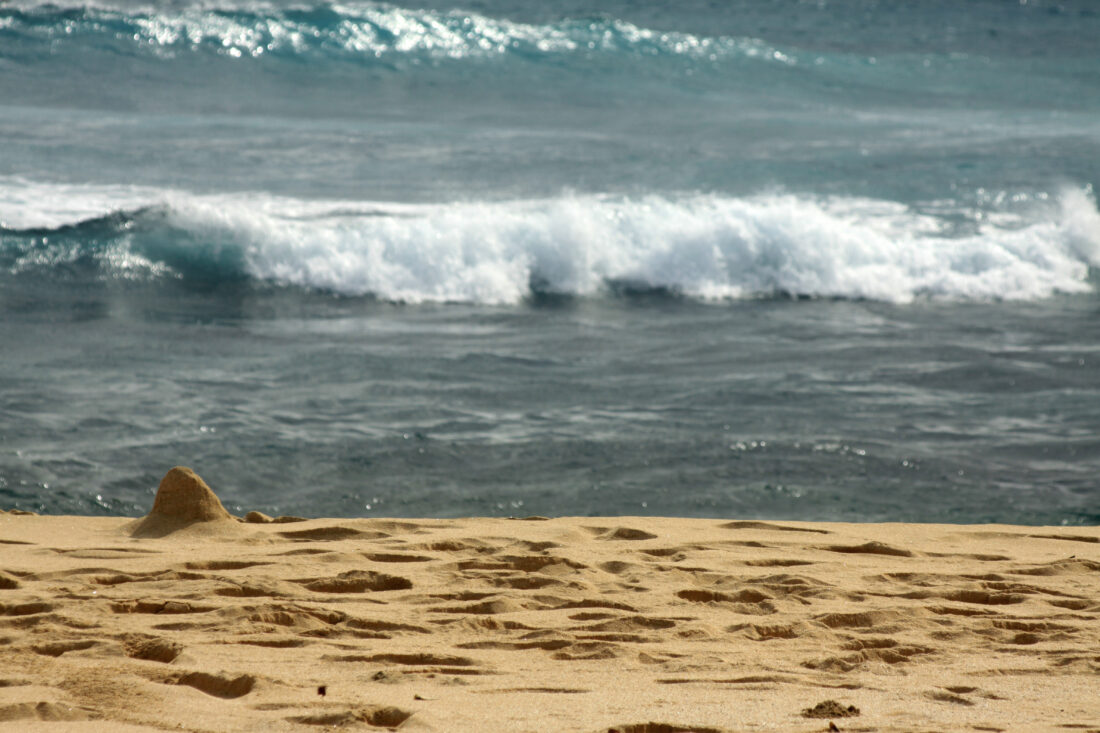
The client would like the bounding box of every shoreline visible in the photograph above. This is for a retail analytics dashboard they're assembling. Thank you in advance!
[3,502,1099,731]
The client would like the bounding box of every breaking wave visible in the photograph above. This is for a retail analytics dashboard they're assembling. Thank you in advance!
[0,1,794,67]
[2,179,1098,304]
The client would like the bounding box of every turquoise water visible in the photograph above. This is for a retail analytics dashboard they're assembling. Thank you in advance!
[1,0,1098,522]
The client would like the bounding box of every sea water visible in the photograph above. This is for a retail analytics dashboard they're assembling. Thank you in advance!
[1,0,1098,523]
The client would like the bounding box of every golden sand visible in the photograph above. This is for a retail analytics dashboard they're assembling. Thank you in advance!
[1,468,1098,731]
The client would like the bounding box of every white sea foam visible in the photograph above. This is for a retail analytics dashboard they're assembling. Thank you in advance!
[166,188,1100,303]
[2,177,1097,303]
[0,177,160,230]
[4,0,794,66]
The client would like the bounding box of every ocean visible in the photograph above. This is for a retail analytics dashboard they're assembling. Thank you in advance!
[1,0,1098,523]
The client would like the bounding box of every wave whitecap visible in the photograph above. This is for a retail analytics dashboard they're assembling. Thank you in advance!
[0,1,793,66]
[1,179,1097,304]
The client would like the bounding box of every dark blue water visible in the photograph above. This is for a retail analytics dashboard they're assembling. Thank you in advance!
[2,0,1098,523]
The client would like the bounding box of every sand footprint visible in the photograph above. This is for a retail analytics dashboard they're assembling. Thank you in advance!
[323,652,485,678]
[586,527,658,541]
[1028,533,1099,544]
[184,560,272,571]
[124,635,183,663]
[414,538,502,554]
[297,570,412,593]
[174,671,256,699]
[0,702,94,722]
[603,723,725,733]
[288,705,412,728]
[110,600,215,614]
[278,526,389,542]
[362,552,435,563]
[48,547,161,560]
[721,521,830,535]
[0,601,52,616]
[675,589,776,615]
[822,541,915,558]
[31,640,99,657]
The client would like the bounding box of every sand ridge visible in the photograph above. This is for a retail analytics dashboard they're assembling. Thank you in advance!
[1,472,1099,731]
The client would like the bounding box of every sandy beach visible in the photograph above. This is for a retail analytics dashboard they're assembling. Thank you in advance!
[1,468,1098,732]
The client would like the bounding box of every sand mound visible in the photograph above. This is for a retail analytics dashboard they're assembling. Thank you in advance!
[127,467,240,538]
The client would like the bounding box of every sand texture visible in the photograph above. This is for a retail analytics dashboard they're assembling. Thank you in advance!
[2,475,1099,732]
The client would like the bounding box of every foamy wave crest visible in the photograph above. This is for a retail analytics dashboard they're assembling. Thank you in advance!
[2,179,1097,304]
[0,1,794,65]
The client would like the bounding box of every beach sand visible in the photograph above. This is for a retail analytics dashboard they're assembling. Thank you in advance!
[1,468,1098,732]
